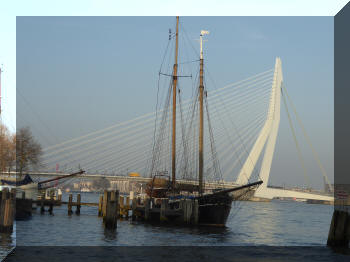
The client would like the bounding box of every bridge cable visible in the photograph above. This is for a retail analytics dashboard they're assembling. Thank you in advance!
[281,85,311,188]
[42,72,272,160]
[42,77,272,166]
[281,83,332,191]
[204,65,267,183]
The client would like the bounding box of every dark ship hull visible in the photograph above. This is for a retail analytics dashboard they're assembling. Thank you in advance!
[196,180,262,226]
[197,192,233,226]
[137,181,262,227]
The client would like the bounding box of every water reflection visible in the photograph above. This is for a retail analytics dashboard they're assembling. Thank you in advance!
[13,192,333,246]
[128,220,231,245]
[0,233,13,248]
[0,229,15,260]
[104,228,117,241]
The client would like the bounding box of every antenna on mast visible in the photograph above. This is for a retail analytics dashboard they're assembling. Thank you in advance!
[200,30,209,59]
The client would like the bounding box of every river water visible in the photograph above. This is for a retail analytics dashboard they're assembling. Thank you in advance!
[1,192,350,261]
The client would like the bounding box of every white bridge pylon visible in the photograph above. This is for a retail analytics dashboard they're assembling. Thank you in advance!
[235,57,333,201]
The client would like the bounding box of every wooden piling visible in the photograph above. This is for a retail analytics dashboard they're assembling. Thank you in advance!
[183,199,193,224]
[16,189,32,220]
[115,191,119,218]
[105,200,117,229]
[126,196,130,217]
[22,191,26,199]
[104,190,119,230]
[48,194,54,215]
[98,195,103,217]
[327,210,350,247]
[102,190,108,218]
[0,188,15,233]
[346,214,350,241]
[119,195,124,218]
[132,197,137,221]
[40,198,45,214]
[180,199,185,221]
[119,195,124,207]
[68,194,73,215]
[334,210,349,246]
[76,194,81,215]
[193,199,199,225]
[144,198,150,221]
[11,189,16,219]
[160,198,168,221]
[103,191,111,222]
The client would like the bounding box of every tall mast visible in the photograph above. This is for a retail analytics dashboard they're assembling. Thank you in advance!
[171,16,179,190]
[199,30,209,194]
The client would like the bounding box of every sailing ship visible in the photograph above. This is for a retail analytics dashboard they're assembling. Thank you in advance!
[142,17,263,227]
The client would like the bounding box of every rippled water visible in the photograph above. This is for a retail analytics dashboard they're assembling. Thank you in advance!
[10,192,333,247]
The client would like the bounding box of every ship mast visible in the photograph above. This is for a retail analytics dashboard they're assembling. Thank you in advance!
[199,30,209,195]
[171,16,179,190]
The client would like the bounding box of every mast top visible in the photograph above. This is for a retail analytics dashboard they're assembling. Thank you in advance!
[200,30,209,60]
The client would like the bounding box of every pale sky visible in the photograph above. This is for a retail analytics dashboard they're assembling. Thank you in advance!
[1,0,347,130]
[1,0,348,189]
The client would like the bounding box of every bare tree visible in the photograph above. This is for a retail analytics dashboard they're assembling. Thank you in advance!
[16,127,42,175]
[0,123,15,173]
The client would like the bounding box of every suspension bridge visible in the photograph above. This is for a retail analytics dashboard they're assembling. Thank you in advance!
[30,57,333,202]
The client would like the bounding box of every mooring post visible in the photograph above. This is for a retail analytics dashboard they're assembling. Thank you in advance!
[103,191,111,222]
[40,197,45,214]
[126,196,130,217]
[76,194,81,215]
[105,199,117,230]
[22,191,26,199]
[48,194,54,215]
[119,195,124,218]
[160,198,168,221]
[10,188,16,221]
[180,199,186,222]
[98,195,103,217]
[0,190,5,231]
[110,190,116,202]
[144,198,150,221]
[132,197,137,221]
[102,190,108,219]
[0,190,3,222]
[115,190,119,218]
[327,209,350,247]
[327,210,337,246]
[193,199,199,225]
[68,194,73,215]
[184,199,193,224]
[0,188,14,233]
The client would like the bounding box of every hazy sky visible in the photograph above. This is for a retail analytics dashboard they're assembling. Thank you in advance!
[0,1,346,132]
[15,16,334,189]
